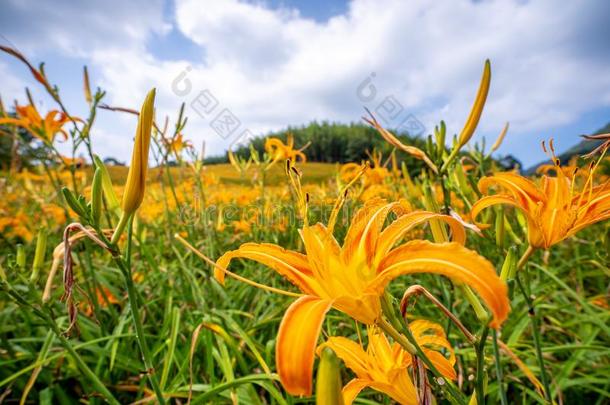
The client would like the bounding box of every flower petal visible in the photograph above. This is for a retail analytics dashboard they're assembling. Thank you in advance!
[470,194,525,226]
[215,242,316,294]
[408,320,456,380]
[277,296,333,396]
[341,198,396,264]
[424,351,457,381]
[373,241,510,328]
[376,210,467,265]
[342,379,371,405]
[318,337,369,377]
[478,173,544,207]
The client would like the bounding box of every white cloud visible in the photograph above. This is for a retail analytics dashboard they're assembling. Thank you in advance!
[0,61,27,103]
[1,0,609,166]
[1,0,169,56]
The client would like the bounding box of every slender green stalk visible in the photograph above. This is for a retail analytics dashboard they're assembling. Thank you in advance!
[492,329,508,405]
[116,216,166,404]
[516,274,552,403]
[380,296,467,405]
[515,246,552,403]
[517,245,536,271]
[475,326,490,405]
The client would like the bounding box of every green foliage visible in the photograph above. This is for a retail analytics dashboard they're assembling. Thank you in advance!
[227,120,428,166]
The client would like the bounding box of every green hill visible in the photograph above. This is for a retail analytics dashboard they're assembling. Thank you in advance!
[524,122,610,174]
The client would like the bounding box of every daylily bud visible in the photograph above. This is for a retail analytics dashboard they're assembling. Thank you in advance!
[62,187,88,219]
[316,347,345,405]
[83,66,92,105]
[500,246,518,282]
[16,244,26,269]
[491,122,509,153]
[93,155,121,216]
[436,120,446,157]
[31,227,48,283]
[112,89,155,243]
[421,181,449,243]
[91,167,103,227]
[122,88,155,215]
[457,60,491,149]
[494,207,505,248]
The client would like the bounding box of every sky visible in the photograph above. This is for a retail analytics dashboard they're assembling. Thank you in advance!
[1,0,609,168]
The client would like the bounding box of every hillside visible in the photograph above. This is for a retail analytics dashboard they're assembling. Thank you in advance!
[524,122,610,174]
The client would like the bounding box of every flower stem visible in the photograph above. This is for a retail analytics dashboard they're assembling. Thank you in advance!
[380,295,467,405]
[491,329,508,405]
[110,211,129,244]
[517,244,535,271]
[516,272,552,403]
[117,216,166,404]
[475,326,490,405]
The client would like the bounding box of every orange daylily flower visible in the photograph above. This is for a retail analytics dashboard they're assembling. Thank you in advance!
[166,133,192,158]
[0,104,78,143]
[265,134,307,169]
[471,158,610,249]
[216,198,509,396]
[319,321,455,405]
[60,155,85,167]
[82,287,121,316]
[340,150,392,187]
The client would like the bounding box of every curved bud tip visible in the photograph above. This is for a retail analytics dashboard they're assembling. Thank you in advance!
[121,88,156,216]
[457,59,491,149]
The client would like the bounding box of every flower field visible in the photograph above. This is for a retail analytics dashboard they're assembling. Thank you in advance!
[0,47,609,405]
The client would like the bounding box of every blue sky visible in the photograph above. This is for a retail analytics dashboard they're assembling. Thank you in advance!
[1,0,609,168]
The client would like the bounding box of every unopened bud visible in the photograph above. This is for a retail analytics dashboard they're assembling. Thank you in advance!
[16,244,26,269]
[31,228,48,283]
[500,246,518,282]
[457,60,491,149]
[83,66,92,104]
[91,167,103,227]
[112,89,155,243]
[316,347,345,405]
[93,155,121,216]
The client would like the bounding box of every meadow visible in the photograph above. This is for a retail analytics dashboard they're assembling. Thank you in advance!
[0,48,609,405]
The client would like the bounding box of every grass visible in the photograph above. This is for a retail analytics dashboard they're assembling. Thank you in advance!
[1,157,609,404]
[106,162,339,186]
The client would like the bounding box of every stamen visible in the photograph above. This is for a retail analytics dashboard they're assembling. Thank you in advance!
[174,234,302,298]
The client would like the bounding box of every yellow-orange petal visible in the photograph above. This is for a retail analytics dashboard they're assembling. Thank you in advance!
[277,296,333,396]
[376,210,467,264]
[341,198,393,263]
[478,173,544,207]
[372,241,510,328]
[470,194,526,226]
[215,242,316,293]
[342,379,371,405]
[318,337,369,377]
[424,350,457,381]
[409,320,456,380]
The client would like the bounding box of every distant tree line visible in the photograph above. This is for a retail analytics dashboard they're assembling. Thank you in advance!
[208,121,433,171]
[207,121,523,172]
